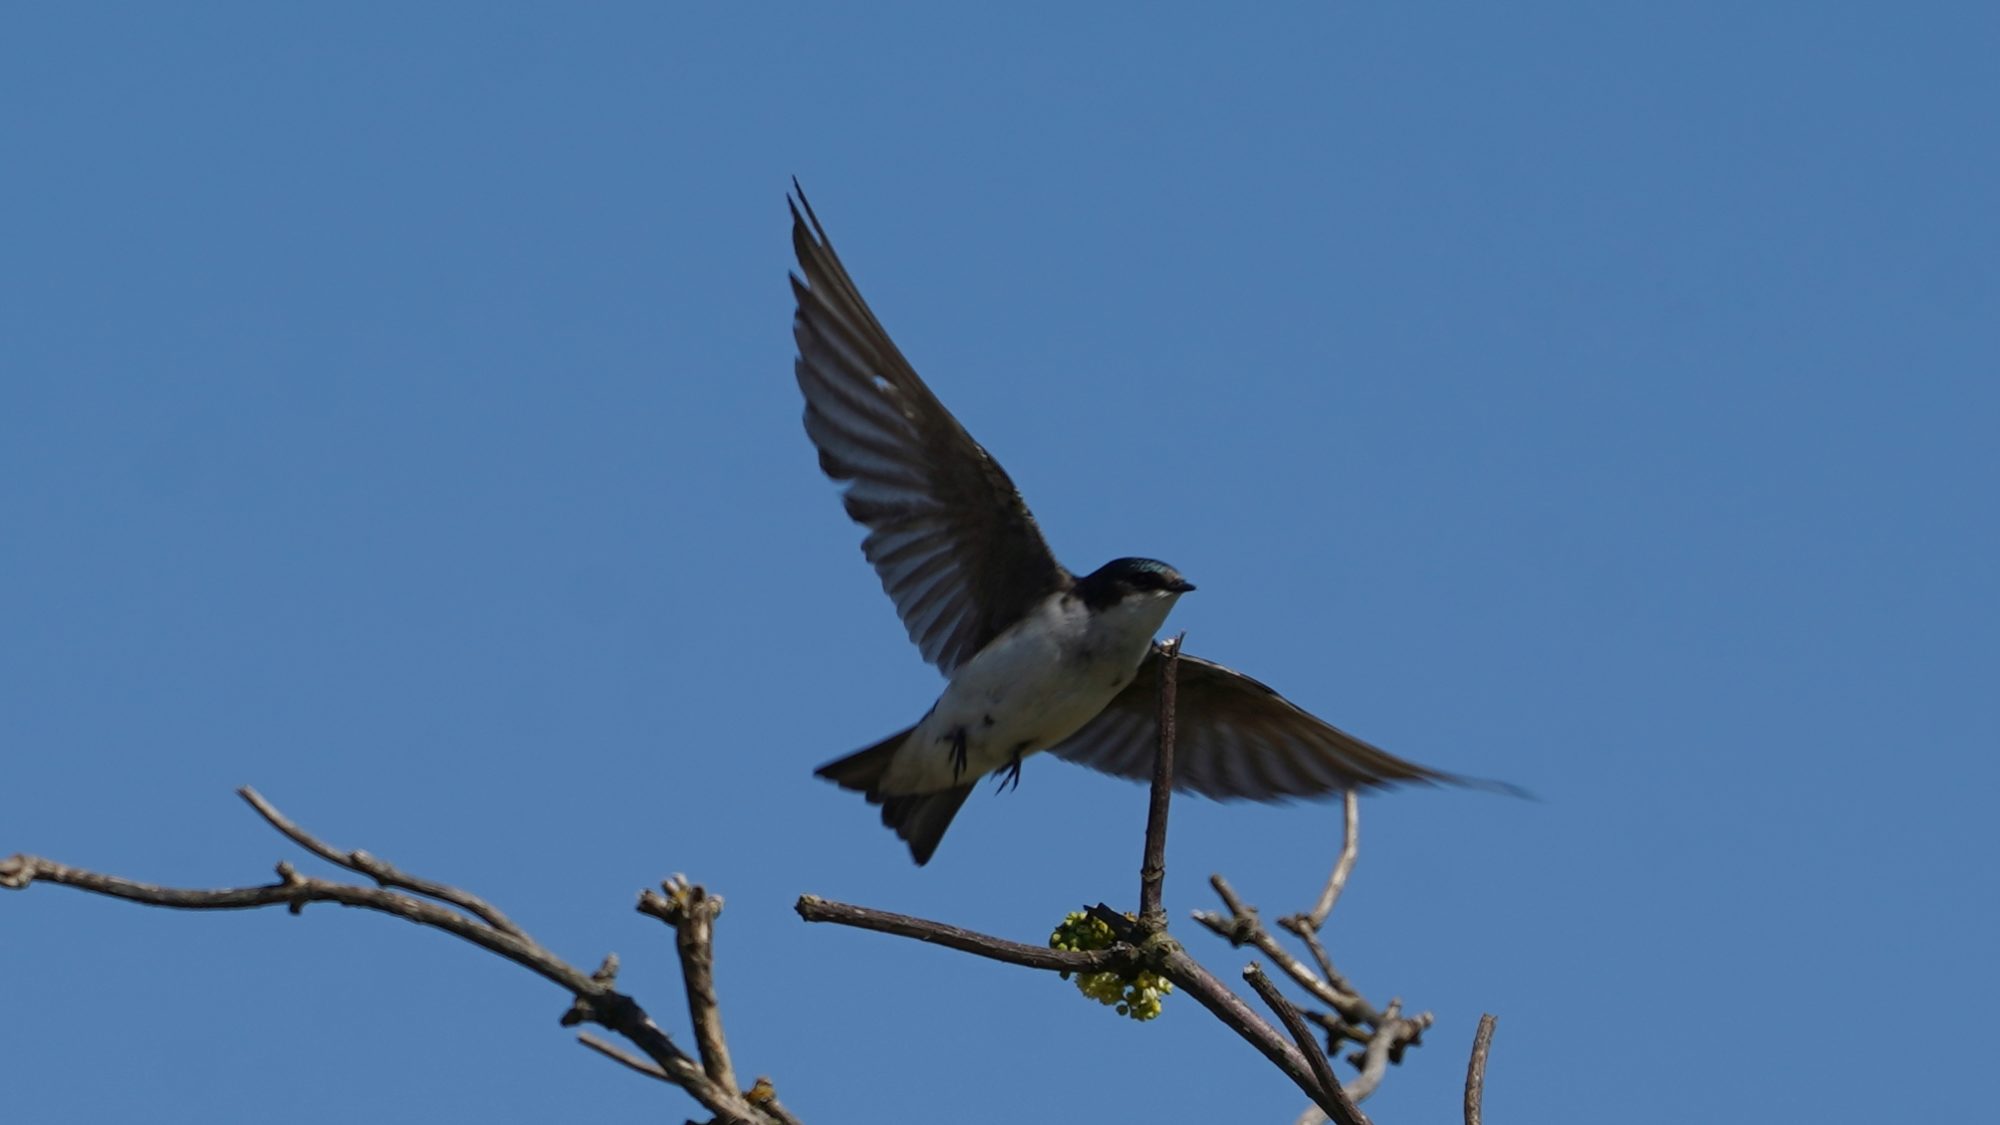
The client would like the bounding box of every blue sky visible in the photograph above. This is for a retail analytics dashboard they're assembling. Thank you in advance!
[4,5,1994,1122]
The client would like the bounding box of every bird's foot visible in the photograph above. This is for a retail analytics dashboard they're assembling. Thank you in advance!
[992,746,1026,794]
[943,727,969,781]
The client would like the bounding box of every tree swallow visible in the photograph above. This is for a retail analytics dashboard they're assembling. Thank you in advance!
[790,187,1483,865]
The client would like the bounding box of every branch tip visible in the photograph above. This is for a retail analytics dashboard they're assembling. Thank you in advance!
[1464,1013,1497,1125]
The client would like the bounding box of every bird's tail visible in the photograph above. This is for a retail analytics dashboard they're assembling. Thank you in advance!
[815,728,975,866]
[814,728,907,792]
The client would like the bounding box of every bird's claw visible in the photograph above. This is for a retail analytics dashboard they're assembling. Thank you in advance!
[992,751,1024,794]
[945,727,969,781]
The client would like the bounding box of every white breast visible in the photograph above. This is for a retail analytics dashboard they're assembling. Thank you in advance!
[879,589,1184,794]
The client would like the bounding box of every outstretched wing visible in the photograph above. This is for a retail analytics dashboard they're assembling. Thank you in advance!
[790,186,1070,675]
[1049,648,1491,799]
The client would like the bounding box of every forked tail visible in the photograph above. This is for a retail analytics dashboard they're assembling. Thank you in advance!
[815,728,975,866]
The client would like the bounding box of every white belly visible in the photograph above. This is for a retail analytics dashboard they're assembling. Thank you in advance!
[878,589,1181,795]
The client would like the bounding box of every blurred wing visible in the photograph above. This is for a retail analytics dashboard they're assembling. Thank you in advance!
[1049,649,1470,799]
[790,186,1070,675]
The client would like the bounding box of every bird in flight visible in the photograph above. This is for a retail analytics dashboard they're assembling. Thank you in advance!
[790,186,1488,865]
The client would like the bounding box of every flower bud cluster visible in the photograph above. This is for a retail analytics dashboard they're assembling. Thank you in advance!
[1048,911,1174,1021]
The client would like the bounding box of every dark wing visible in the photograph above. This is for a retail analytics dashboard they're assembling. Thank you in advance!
[790,185,1070,675]
[1049,648,1498,799]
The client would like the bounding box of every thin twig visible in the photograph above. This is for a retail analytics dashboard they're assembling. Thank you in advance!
[3,854,577,983]
[1290,922,1354,996]
[1305,1009,1367,1049]
[1465,1013,1497,1125]
[578,1032,670,1081]
[1193,875,1373,1023]
[1138,633,1185,932]
[1191,778,1451,1113]
[1154,946,1356,1123]
[795,895,1120,973]
[1300,789,1360,930]
[3,796,780,1125]
[1274,789,1360,994]
[1346,1011,1399,1101]
[1245,964,1365,1125]
[237,786,527,939]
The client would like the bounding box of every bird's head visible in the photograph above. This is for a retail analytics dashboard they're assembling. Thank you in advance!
[1076,557,1196,612]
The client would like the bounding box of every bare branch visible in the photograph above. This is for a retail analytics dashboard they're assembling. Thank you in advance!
[792,624,1453,1123]
[1297,789,1360,930]
[237,786,527,939]
[1290,922,1351,996]
[1,852,582,984]
[1345,1003,1401,1101]
[1149,944,1359,1122]
[4,796,785,1125]
[1292,1002,1435,1118]
[578,1032,670,1081]
[1245,963,1366,1125]
[1192,875,1373,1023]
[1138,633,1185,932]
[641,876,736,1092]
[1272,789,1362,996]
[795,895,1120,973]
[1465,1013,1497,1125]
[1191,774,1467,1117]
[798,890,1354,1120]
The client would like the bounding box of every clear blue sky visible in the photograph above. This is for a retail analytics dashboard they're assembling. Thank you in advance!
[4,5,1994,1122]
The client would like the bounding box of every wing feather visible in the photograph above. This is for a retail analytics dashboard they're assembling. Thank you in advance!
[1049,649,1472,800]
[790,186,1069,674]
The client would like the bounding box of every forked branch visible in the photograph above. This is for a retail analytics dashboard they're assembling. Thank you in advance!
[1193,761,1501,1123]
[797,636,1382,1123]
[1,789,791,1125]
[6,634,1497,1125]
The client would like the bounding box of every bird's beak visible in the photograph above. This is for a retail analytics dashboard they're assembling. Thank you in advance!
[1171,579,1196,593]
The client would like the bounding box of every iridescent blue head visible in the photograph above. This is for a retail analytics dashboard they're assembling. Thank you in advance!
[1075,557,1196,610]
